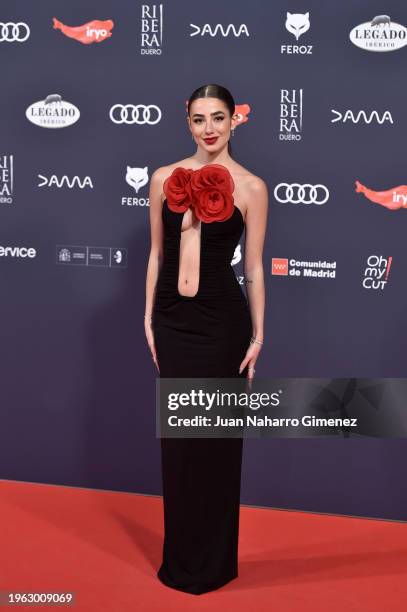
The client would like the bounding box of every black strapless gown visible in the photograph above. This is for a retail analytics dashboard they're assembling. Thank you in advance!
[152,198,252,595]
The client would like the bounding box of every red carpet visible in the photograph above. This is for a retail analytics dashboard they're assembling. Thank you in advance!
[1,479,406,611]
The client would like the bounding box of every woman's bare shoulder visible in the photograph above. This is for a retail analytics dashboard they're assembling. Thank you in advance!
[230,163,268,218]
[152,158,196,179]
[231,162,267,192]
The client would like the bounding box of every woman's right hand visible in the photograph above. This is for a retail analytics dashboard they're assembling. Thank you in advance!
[145,318,160,373]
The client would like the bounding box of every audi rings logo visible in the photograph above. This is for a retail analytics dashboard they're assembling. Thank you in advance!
[0,22,30,42]
[274,183,329,205]
[109,104,162,125]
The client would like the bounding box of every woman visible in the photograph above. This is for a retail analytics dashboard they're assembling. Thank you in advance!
[144,84,268,594]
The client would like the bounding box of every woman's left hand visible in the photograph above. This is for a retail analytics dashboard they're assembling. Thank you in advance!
[238,341,262,388]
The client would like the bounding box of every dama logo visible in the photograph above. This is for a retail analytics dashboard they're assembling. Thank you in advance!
[37,174,94,189]
[271,258,288,275]
[53,18,114,44]
[331,109,393,124]
[189,24,249,37]
[355,181,407,210]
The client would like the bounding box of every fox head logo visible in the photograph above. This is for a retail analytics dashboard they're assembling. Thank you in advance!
[126,166,149,193]
[285,12,310,40]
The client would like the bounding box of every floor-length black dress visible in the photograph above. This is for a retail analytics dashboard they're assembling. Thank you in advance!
[152,181,252,595]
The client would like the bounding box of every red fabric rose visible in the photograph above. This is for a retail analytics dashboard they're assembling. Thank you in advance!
[163,167,194,213]
[190,164,235,223]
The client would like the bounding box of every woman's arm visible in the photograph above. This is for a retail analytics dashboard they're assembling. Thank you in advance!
[145,167,166,371]
[145,168,165,321]
[244,177,269,343]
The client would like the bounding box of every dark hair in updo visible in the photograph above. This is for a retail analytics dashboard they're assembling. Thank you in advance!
[187,84,235,156]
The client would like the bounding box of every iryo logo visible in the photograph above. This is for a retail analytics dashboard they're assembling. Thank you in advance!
[356,181,407,210]
[53,18,114,44]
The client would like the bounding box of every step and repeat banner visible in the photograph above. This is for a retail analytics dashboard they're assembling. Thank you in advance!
[1,1,406,520]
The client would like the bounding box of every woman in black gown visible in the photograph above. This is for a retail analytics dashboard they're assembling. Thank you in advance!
[145,84,268,595]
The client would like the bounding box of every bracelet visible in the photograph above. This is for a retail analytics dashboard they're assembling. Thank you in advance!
[250,337,263,346]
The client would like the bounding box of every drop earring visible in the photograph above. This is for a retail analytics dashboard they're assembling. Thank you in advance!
[231,128,235,137]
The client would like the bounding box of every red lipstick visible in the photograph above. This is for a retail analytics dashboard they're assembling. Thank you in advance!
[203,137,218,144]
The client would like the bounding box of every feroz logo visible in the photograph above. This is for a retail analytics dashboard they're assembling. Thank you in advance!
[355,181,407,210]
[280,89,303,141]
[0,22,30,42]
[123,165,150,206]
[0,155,13,204]
[26,94,80,128]
[350,15,407,51]
[53,18,114,44]
[274,183,329,205]
[126,166,149,193]
[285,11,310,40]
[282,11,312,54]
[363,255,392,290]
[109,104,161,125]
[141,4,163,54]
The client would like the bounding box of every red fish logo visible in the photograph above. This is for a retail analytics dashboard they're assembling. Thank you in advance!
[53,18,114,45]
[355,180,407,210]
[233,104,251,126]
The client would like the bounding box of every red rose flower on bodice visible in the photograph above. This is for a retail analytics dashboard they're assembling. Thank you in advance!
[163,163,235,223]
[162,167,193,214]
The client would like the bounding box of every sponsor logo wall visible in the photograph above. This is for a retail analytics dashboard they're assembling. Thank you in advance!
[2,1,406,517]
[2,3,405,370]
